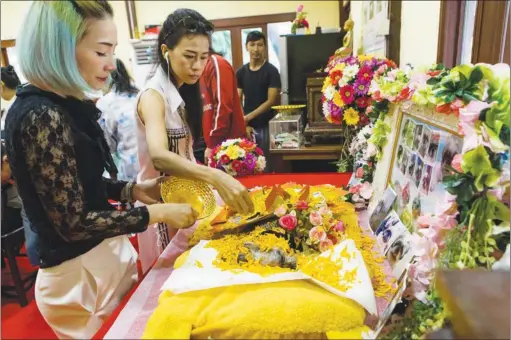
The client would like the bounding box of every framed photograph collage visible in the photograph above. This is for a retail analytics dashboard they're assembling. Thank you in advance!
[387,111,463,230]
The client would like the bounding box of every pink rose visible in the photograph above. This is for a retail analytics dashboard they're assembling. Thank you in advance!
[309,211,323,226]
[355,167,365,178]
[279,214,297,231]
[334,221,345,232]
[349,184,361,194]
[451,154,463,172]
[319,239,334,252]
[318,206,332,218]
[274,205,287,217]
[295,201,309,211]
[309,226,327,242]
[297,4,304,12]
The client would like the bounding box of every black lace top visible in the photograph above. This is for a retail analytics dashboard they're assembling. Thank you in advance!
[4,85,149,268]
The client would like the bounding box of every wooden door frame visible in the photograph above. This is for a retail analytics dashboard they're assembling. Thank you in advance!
[210,13,295,71]
[1,39,15,67]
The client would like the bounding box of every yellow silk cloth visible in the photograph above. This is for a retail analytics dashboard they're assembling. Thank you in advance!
[143,252,370,339]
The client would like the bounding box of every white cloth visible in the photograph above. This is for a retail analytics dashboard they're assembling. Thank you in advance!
[96,89,140,182]
[35,236,138,340]
[135,66,195,274]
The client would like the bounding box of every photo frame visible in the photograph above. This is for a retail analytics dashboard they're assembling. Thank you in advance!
[384,105,462,232]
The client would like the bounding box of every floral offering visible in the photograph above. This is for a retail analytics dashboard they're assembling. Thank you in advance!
[273,200,347,253]
[208,138,266,177]
[322,55,396,126]
[291,4,309,34]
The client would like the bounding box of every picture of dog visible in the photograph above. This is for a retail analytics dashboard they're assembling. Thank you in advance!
[400,149,410,174]
[412,125,423,151]
[421,164,433,194]
[441,137,463,178]
[414,157,424,187]
[418,127,431,157]
[369,187,398,232]
[426,132,440,162]
[407,153,416,178]
[397,145,404,167]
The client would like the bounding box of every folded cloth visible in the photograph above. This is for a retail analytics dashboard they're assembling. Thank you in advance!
[143,280,369,339]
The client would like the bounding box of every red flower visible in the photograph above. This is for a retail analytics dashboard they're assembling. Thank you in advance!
[240,163,249,175]
[355,96,370,108]
[220,154,230,164]
[339,85,355,104]
[255,147,264,155]
[279,214,298,231]
[327,233,338,245]
[240,139,254,150]
[450,98,464,117]
[396,87,414,102]
[358,66,373,82]
[435,103,452,115]
[385,59,397,69]
[372,90,384,102]
[359,114,370,126]
[427,70,441,77]
[295,201,309,210]
[330,69,343,84]
[231,160,242,170]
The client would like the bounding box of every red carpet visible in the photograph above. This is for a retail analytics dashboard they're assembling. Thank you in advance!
[1,256,56,339]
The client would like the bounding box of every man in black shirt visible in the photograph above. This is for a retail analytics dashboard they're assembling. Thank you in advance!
[236,31,281,172]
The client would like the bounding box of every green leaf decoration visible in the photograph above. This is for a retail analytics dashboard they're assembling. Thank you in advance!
[469,66,483,84]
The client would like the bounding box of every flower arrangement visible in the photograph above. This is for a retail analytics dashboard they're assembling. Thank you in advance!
[291,4,309,34]
[322,55,396,126]
[208,138,266,177]
[347,61,510,339]
[273,200,347,254]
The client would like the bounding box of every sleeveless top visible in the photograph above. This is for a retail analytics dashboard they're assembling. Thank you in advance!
[136,67,195,182]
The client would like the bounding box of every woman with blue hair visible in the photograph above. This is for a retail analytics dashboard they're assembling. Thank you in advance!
[4,1,198,338]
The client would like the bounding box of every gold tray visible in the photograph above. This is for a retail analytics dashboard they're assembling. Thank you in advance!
[271,105,306,114]
[160,177,216,219]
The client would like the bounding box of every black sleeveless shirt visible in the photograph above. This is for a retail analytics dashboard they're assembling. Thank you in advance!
[4,85,149,268]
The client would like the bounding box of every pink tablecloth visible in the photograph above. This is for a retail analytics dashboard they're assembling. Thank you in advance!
[104,189,393,339]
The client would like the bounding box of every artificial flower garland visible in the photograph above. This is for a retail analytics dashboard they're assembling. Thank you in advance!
[341,61,510,338]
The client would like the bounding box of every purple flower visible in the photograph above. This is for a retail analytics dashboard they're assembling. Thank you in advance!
[354,79,370,96]
[363,58,378,69]
[328,101,342,119]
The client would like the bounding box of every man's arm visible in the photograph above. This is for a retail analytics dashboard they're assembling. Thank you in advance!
[244,88,279,122]
[208,57,239,148]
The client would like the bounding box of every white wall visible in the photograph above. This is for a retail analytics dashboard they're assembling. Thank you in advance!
[352,0,441,67]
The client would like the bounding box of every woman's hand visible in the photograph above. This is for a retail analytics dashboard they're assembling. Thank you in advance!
[209,169,254,215]
[132,176,166,205]
[147,203,198,229]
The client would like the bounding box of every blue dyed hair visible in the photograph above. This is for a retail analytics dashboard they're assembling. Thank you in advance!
[17,1,113,99]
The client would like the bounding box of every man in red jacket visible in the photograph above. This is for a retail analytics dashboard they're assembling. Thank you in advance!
[200,51,246,163]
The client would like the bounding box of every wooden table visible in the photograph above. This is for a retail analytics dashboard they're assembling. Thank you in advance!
[430,269,510,339]
[270,144,345,172]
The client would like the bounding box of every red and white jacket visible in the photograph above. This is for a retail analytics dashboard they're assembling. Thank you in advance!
[200,54,246,149]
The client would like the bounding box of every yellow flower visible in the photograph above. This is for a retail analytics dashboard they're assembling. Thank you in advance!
[322,77,332,91]
[225,145,242,159]
[358,54,374,62]
[332,91,344,107]
[334,63,346,71]
[343,107,360,126]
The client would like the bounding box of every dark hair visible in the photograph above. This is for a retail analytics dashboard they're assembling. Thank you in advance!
[246,31,266,46]
[1,65,21,90]
[156,9,214,140]
[111,59,138,95]
[209,47,224,57]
